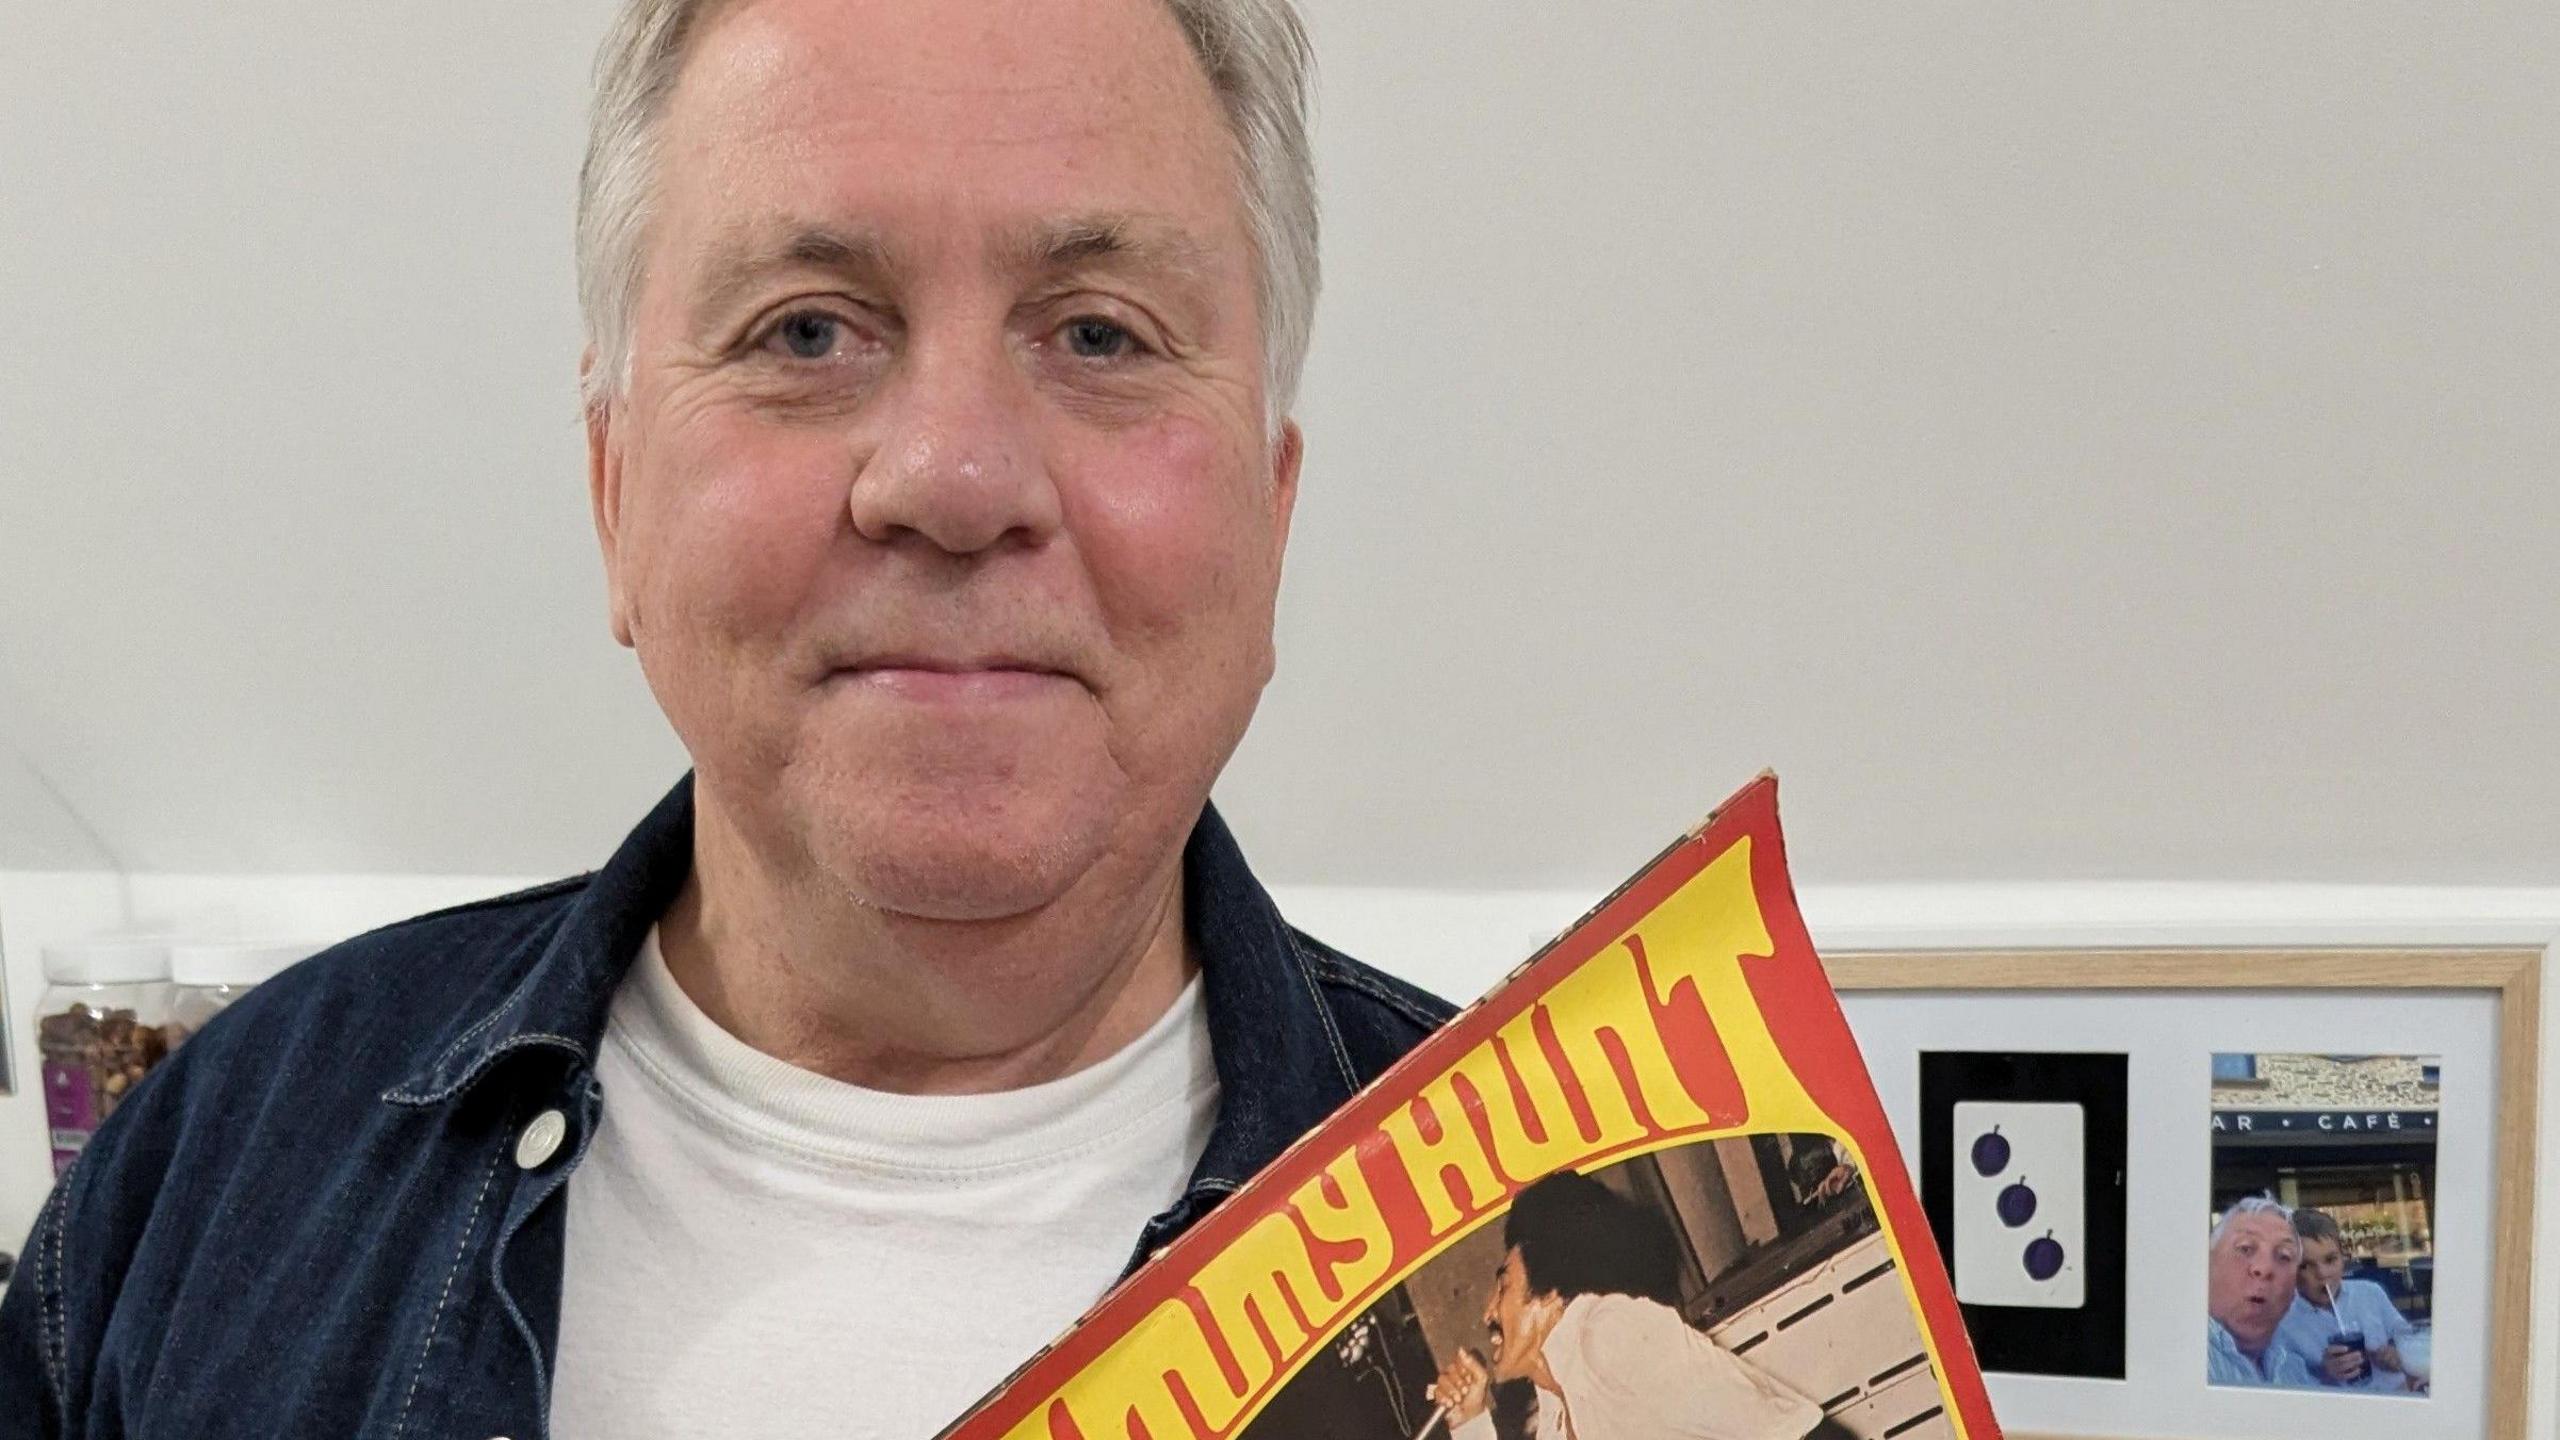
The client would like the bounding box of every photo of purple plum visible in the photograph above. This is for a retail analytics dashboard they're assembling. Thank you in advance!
[2023,1231,2066,1281]
[1969,1127,2010,1177]
[1997,1178,2038,1227]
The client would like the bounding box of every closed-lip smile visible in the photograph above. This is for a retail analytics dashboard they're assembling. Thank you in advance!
[830,655,1081,701]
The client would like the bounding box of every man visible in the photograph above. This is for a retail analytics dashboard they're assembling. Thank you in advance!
[1429,1174,1826,1440]
[0,2,1451,1436]
[2274,1208,2423,1394]
[2204,1196,2320,1388]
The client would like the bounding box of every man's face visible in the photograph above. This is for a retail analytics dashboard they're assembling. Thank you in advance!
[2295,1234,2349,1306]
[1481,1246,1564,1384]
[2207,1211,2301,1350]
[590,0,1299,918]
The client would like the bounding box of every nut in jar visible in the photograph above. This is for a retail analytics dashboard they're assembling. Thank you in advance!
[41,1005,175,1114]
[37,939,176,1176]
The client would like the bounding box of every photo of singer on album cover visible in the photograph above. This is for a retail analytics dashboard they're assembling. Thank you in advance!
[1235,1132,1951,1440]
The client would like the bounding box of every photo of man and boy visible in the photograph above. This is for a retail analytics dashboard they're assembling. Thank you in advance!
[2206,1053,2438,1397]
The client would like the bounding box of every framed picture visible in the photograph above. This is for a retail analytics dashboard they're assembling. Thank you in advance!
[1919,1050,2130,1380]
[1828,948,2541,1440]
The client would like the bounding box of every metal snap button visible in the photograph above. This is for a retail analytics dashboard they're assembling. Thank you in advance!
[515,1109,567,1170]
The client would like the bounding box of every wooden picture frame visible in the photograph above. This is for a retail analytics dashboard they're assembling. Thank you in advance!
[1826,948,2542,1440]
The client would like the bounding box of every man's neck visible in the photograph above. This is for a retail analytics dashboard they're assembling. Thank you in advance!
[656,791,1197,1095]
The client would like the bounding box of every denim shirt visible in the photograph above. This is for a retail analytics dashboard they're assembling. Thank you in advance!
[0,775,1453,1439]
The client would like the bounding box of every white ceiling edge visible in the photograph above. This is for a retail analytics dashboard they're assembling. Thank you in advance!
[0,751,120,873]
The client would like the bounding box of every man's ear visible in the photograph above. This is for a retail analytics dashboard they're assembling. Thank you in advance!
[1267,418,1303,563]
[582,347,637,650]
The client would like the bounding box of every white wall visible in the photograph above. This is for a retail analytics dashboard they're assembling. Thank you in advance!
[3,3,2554,890]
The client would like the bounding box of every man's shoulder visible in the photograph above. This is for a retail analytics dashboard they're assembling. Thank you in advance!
[174,873,596,1091]
[1560,1290,1687,1346]
[1283,926,1457,1081]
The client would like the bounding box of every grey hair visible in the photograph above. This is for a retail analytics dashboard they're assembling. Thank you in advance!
[2210,1193,2295,1248]
[575,0,1321,437]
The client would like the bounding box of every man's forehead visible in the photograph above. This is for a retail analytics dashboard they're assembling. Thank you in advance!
[2225,1212,2293,1242]
[655,0,1249,287]
[672,0,1216,152]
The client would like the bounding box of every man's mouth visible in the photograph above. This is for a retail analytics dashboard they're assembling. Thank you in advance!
[830,656,1079,702]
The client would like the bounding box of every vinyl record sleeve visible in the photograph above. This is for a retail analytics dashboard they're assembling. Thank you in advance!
[936,775,2001,1440]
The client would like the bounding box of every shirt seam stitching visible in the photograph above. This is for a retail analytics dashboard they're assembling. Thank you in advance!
[382,1000,518,1102]
[384,1031,588,1107]
[38,1159,74,1421]
[393,1129,508,1440]
[1284,934,1360,1089]
[1309,962,1449,1033]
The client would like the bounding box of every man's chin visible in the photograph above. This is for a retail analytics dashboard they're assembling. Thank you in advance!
[777,744,1129,917]
[842,847,1086,922]
[805,803,1118,923]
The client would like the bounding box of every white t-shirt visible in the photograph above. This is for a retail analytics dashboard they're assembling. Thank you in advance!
[1452,1292,1823,1440]
[549,929,1219,1440]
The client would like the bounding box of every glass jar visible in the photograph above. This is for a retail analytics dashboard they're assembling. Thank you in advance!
[37,940,175,1177]
[169,940,320,1041]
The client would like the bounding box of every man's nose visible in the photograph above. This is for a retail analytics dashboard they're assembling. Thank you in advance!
[847,338,1061,555]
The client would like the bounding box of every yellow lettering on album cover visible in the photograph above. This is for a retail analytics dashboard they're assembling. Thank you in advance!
[1045,1295,1234,1440]
[1291,1150,1395,1302]
[1186,1151,1388,1399]
[1028,1150,1395,1440]
[1373,1084,1509,1235]
[1614,836,1829,1133]
[1373,837,1788,1232]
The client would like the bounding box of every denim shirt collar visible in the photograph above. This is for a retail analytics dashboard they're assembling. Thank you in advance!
[384,773,1362,1200]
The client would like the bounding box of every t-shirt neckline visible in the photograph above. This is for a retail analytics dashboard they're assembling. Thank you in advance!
[606,926,1218,1176]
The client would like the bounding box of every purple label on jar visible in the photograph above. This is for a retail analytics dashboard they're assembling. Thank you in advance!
[42,1060,96,1176]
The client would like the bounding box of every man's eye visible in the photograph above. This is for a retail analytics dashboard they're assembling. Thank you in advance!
[1062,317,1139,360]
[767,311,845,360]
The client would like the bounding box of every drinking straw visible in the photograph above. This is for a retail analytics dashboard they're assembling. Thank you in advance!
[2325,1280,2354,1378]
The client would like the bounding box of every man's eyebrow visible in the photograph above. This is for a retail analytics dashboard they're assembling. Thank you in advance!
[692,225,893,322]
[687,217,1216,329]
[998,216,1217,282]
